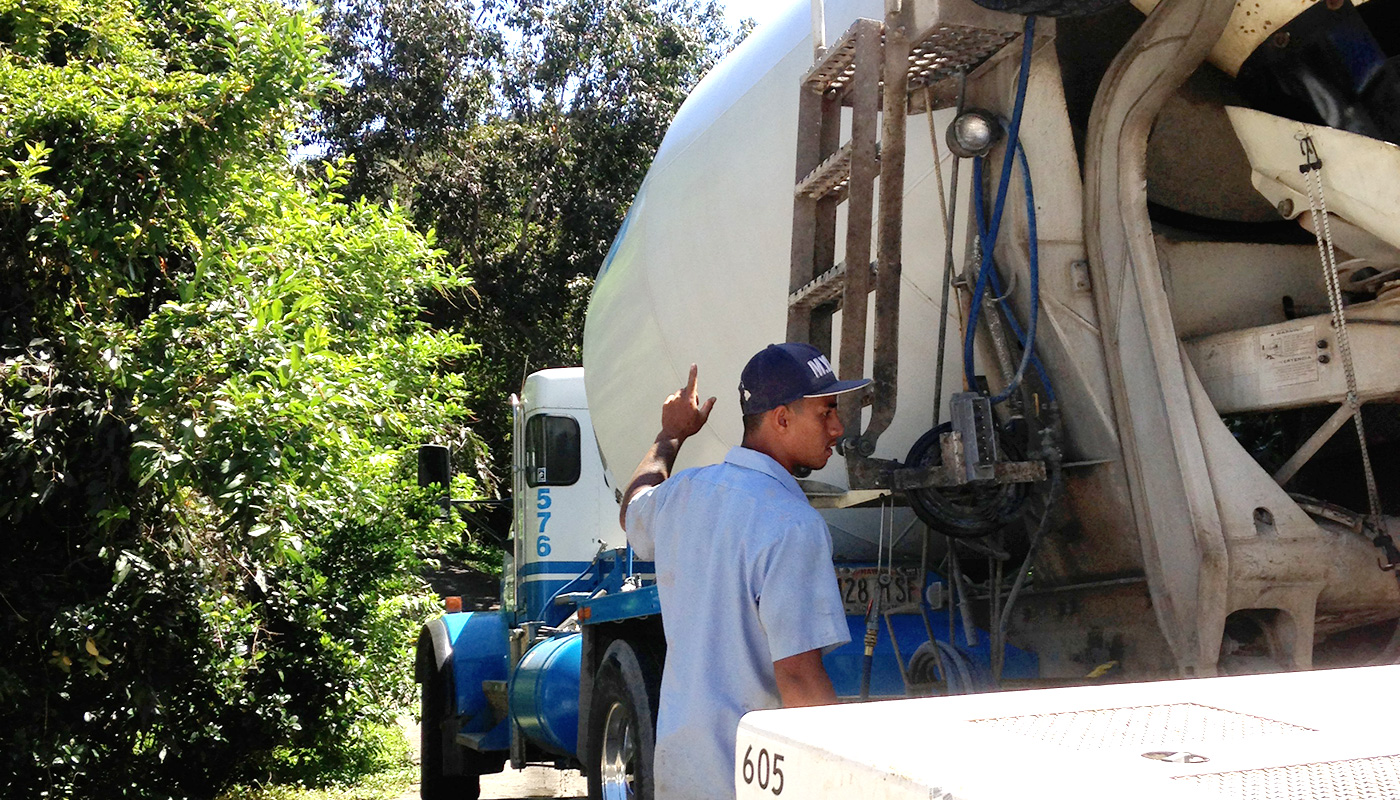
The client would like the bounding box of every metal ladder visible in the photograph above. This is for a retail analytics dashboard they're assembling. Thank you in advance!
[786,1,1020,487]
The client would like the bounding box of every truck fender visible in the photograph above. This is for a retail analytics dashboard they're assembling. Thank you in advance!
[417,617,466,776]
[424,612,512,748]
[417,618,453,683]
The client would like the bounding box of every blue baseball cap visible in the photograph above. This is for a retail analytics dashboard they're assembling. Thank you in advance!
[738,343,871,415]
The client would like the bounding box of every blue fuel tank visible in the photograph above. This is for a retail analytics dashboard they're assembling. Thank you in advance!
[508,632,582,757]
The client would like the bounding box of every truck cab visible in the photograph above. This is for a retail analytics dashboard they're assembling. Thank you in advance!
[506,368,629,625]
[415,368,640,799]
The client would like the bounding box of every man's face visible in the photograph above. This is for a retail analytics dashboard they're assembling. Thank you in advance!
[779,396,844,471]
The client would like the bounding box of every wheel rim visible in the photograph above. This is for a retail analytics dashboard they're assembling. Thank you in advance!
[599,699,638,800]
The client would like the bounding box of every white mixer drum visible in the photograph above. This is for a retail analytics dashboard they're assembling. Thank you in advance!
[583,0,970,532]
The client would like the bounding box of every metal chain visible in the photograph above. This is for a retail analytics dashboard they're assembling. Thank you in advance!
[1297,134,1383,524]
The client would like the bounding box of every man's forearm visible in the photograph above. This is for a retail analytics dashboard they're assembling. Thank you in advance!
[619,433,684,528]
[773,649,838,708]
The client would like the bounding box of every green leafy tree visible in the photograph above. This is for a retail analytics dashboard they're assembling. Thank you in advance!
[313,0,742,486]
[0,0,482,796]
[314,0,499,201]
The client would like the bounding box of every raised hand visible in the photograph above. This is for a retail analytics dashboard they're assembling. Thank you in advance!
[659,363,716,443]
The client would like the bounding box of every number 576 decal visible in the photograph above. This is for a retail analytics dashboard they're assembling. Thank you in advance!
[536,488,552,557]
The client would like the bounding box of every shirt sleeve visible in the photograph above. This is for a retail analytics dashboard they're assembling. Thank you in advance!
[623,484,660,560]
[756,515,851,662]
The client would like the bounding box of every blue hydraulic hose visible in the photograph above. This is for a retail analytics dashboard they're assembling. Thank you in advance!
[539,561,596,624]
[972,146,1057,404]
[995,143,1053,404]
[963,15,1036,397]
[994,139,1039,404]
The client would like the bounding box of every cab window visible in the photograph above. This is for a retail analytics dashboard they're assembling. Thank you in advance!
[524,414,581,487]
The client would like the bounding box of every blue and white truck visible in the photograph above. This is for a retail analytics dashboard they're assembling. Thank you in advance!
[416,0,1400,795]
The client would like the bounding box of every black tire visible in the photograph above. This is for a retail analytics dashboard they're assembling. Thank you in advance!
[420,661,481,800]
[968,0,1130,17]
[587,640,662,800]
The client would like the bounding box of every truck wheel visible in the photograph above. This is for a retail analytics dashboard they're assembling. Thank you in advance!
[421,662,481,800]
[587,640,661,800]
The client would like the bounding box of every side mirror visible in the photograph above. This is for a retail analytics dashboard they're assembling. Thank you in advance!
[417,444,451,513]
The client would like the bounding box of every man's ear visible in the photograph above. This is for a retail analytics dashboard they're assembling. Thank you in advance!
[773,404,790,430]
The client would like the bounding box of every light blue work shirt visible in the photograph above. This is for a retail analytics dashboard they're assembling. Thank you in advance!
[626,446,850,800]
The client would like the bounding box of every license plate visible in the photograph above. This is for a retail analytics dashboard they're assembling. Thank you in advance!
[834,566,923,616]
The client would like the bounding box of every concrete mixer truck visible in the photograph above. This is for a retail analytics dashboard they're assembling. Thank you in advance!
[415,0,1400,796]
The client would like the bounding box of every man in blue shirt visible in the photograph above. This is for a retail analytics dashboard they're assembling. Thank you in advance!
[621,343,869,800]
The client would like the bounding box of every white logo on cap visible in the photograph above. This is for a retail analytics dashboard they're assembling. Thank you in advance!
[806,355,834,378]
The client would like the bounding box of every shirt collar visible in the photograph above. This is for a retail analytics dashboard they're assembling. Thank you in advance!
[723,446,806,500]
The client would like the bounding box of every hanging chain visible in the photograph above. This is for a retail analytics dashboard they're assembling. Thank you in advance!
[1297,134,1395,571]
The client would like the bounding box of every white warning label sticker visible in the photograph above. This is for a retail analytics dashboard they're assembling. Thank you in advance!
[1259,325,1318,389]
[1190,331,1252,382]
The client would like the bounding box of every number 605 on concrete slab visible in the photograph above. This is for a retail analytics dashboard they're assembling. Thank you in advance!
[737,744,785,796]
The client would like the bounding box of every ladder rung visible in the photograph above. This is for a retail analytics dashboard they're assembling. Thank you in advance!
[789,261,878,310]
[790,262,846,310]
[795,143,854,201]
[796,142,880,203]
[904,26,1019,96]
[803,20,881,96]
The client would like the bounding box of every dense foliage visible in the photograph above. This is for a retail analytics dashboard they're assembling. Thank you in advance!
[1,0,743,795]
[0,0,481,795]
[312,0,748,478]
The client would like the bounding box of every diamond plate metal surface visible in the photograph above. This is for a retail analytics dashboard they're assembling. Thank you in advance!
[967,703,1315,750]
[802,22,1016,101]
[803,20,877,96]
[905,26,1018,91]
[1173,754,1400,799]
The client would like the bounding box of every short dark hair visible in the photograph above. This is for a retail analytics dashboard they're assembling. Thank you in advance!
[741,412,766,439]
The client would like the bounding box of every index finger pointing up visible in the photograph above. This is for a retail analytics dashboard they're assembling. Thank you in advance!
[685,363,699,397]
